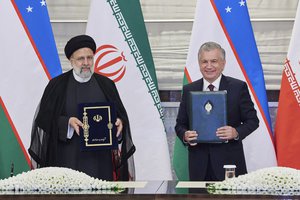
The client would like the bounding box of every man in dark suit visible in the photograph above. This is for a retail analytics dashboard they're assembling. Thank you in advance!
[175,41,259,181]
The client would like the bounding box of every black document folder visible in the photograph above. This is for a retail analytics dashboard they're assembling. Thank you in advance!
[189,91,227,143]
[78,102,118,150]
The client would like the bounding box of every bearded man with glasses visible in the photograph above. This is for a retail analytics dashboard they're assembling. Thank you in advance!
[29,35,135,181]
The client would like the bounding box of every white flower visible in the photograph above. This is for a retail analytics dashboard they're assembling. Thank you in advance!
[208,167,300,195]
[0,167,122,192]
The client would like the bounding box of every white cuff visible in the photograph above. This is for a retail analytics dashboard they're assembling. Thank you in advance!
[67,124,74,139]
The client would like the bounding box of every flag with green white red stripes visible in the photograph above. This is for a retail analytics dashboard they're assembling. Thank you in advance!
[86,0,172,180]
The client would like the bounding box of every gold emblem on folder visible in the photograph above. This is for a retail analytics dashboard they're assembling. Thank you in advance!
[204,101,213,114]
[93,114,102,122]
[82,111,90,144]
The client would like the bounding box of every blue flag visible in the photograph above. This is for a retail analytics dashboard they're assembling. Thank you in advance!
[213,0,272,129]
[13,0,62,78]
[0,0,61,178]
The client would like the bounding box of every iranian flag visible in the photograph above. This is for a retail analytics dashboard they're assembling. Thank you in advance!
[86,0,172,180]
[0,0,61,179]
[275,2,300,169]
[173,0,277,180]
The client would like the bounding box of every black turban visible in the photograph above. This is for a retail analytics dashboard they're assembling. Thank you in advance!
[64,35,96,59]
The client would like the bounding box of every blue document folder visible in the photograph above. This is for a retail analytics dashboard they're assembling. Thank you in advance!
[189,91,227,143]
[78,102,118,150]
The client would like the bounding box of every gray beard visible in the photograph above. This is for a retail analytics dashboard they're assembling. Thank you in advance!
[73,66,93,79]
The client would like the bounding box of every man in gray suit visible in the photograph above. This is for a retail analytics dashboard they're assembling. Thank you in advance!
[175,41,259,181]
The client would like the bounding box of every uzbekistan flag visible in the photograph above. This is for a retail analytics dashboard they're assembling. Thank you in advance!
[0,0,61,179]
[173,0,277,180]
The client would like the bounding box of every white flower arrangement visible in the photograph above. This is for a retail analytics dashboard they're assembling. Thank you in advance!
[208,167,300,195]
[0,167,121,192]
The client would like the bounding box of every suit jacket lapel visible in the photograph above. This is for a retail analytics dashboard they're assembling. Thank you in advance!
[219,75,228,91]
[199,79,204,91]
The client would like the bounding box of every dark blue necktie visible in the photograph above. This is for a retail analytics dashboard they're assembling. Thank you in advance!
[208,84,214,91]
